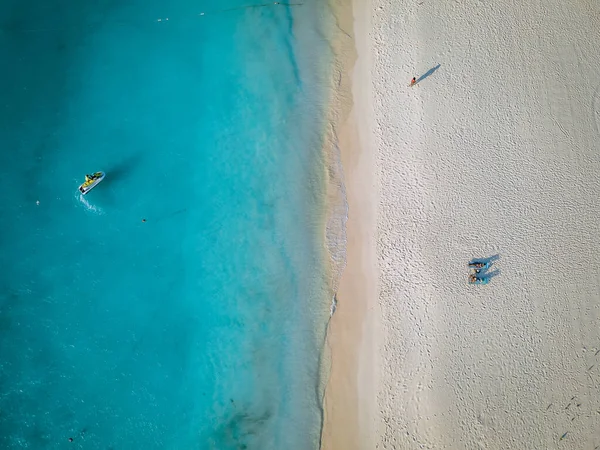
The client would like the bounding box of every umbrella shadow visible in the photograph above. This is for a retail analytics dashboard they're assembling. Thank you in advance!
[416,63,441,84]
[89,152,144,207]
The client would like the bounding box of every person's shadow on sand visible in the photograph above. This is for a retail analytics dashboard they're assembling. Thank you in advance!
[479,268,500,280]
[476,254,500,266]
[416,64,441,84]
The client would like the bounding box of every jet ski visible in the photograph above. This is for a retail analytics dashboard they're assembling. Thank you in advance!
[79,171,105,195]
[468,274,489,285]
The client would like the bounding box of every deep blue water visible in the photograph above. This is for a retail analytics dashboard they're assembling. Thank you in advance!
[0,0,335,448]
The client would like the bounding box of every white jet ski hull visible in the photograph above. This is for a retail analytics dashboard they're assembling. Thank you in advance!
[79,171,105,195]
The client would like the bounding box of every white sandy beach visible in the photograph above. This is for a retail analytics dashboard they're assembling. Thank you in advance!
[324,0,600,448]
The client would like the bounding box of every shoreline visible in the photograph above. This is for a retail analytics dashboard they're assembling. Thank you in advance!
[320,0,376,447]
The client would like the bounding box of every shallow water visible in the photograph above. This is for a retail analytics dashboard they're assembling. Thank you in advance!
[0,0,336,448]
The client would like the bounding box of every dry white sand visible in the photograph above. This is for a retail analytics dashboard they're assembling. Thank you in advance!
[365,0,600,449]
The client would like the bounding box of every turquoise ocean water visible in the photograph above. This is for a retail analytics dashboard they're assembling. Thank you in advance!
[0,1,339,448]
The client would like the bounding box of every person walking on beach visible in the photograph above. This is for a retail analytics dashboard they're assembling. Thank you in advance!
[410,77,417,86]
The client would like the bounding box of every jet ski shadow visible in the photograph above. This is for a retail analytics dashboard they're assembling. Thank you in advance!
[103,152,144,189]
[93,153,144,207]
